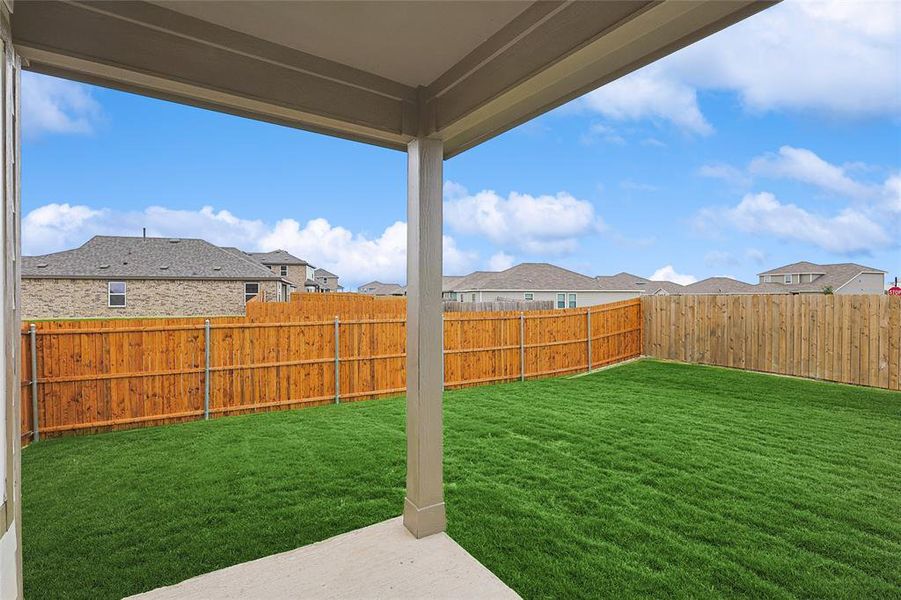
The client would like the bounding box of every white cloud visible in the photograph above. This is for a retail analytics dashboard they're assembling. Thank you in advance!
[581,122,626,145]
[487,251,515,271]
[698,163,751,188]
[745,248,767,265]
[583,71,713,135]
[620,180,658,192]
[22,72,102,138]
[261,218,476,285]
[641,138,666,148]
[22,203,478,287]
[704,191,892,255]
[443,181,604,255]
[580,1,900,131]
[649,265,697,285]
[749,146,873,199]
[22,203,267,254]
[704,250,738,268]
[880,174,901,214]
[675,1,900,118]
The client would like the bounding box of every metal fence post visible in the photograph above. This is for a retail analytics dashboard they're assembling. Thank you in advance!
[334,315,341,404]
[520,312,525,382]
[204,319,211,420]
[29,324,39,442]
[586,308,592,372]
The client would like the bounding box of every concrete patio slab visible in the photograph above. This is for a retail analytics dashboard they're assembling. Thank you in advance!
[127,517,520,599]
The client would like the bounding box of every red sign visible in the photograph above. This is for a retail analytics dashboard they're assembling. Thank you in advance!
[889,286,901,296]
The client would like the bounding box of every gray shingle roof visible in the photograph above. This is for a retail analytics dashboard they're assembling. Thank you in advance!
[683,277,761,295]
[651,281,689,294]
[452,263,604,291]
[757,262,886,293]
[595,272,650,290]
[758,261,883,276]
[594,272,687,294]
[23,236,281,280]
[442,275,465,292]
[248,250,309,266]
[358,281,405,295]
[314,268,338,278]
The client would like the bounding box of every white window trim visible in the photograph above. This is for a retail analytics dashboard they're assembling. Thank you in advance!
[108,281,127,308]
[556,293,565,309]
[245,282,260,304]
[568,293,577,308]
[524,292,534,301]
[784,274,792,284]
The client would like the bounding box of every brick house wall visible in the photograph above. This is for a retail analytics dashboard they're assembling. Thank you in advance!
[262,264,311,288]
[22,278,279,319]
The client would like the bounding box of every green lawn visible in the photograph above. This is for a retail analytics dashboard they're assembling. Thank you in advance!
[22,360,901,599]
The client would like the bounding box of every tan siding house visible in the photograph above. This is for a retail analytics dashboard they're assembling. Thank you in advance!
[22,236,288,319]
[247,250,318,292]
[449,263,636,308]
[755,262,886,295]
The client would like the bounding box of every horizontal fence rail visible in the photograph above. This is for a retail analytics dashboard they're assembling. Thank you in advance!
[19,299,642,443]
[642,294,900,391]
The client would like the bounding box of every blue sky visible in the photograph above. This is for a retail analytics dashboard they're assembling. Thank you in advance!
[21,1,900,288]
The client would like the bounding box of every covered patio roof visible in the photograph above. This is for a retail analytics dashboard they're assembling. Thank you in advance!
[0,1,776,597]
[13,1,771,156]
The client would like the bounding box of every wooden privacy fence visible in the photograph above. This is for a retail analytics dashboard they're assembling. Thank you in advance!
[20,299,642,442]
[643,294,900,391]
[442,300,555,312]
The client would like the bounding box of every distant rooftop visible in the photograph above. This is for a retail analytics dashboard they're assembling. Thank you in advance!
[595,272,686,294]
[358,281,405,295]
[451,263,604,291]
[23,236,282,281]
[248,250,309,266]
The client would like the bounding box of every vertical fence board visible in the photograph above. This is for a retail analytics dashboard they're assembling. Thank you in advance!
[642,294,898,391]
[20,299,642,442]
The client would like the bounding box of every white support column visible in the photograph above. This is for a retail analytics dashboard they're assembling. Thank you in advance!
[403,135,446,539]
[0,6,23,596]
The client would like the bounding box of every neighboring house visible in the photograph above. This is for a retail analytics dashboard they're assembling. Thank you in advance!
[756,262,886,294]
[682,277,761,295]
[22,236,291,319]
[246,249,319,292]
[441,275,465,301]
[314,268,343,292]
[595,272,686,297]
[358,281,406,296]
[449,263,636,308]
[674,262,887,296]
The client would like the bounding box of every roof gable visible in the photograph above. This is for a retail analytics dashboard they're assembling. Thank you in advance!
[758,261,883,276]
[23,236,281,281]
[248,249,309,266]
[454,263,603,291]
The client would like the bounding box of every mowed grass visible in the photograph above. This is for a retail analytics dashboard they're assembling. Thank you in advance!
[22,360,901,599]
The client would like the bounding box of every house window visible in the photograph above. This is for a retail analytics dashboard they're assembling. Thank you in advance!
[524,293,534,301]
[108,281,126,307]
[784,274,792,284]
[568,293,577,308]
[245,282,260,303]
[556,293,565,308]
[280,265,288,277]
[471,293,476,302]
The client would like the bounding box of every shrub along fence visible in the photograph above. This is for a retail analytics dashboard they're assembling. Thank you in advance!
[642,294,900,390]
[20,299,642,443]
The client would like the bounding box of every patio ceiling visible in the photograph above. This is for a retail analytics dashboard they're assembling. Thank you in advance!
[12,0,773,157]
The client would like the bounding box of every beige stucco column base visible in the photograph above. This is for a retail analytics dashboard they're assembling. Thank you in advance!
[403,497,446,539]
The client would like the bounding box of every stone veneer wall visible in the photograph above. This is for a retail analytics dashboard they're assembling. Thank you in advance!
[22,278,279,319]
